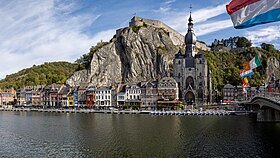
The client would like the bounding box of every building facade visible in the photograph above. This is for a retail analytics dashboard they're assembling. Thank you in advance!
[125,83,141,108]
[222,84,235,103]
[157,77,179,101]
[77,84,88,107]
[86,85,96,108]
[96,86,115,109]
[140,81,158,110]
[173,14,212,105]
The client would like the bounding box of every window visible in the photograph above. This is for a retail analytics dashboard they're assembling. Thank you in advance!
[186,76,195,88]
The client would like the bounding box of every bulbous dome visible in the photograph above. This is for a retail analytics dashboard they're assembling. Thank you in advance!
[185,14,196,45]
[185,31,196,44]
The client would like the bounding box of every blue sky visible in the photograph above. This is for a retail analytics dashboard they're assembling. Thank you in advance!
[0,0,279,79]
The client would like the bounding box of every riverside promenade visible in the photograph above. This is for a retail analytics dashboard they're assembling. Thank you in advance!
[0,107,245,116]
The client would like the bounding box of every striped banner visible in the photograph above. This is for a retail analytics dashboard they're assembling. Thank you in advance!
[226,0,280,29]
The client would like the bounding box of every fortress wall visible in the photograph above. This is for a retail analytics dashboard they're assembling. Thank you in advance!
[128,16,210,50]
[129,16,184,46]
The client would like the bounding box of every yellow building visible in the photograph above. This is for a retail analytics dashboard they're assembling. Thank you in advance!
[67,94,74,107]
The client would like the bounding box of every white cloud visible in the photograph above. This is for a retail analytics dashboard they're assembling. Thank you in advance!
[196,19,233,36]
[245,25,280,45]
[164,0,176,5]
[159,3,232,35]
[0,0,115,79]
[156,0,176,14]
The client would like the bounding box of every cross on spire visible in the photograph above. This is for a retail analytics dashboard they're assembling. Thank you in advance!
[188,3,193,23]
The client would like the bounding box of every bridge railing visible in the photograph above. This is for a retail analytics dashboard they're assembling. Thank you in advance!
[251,92,280,103]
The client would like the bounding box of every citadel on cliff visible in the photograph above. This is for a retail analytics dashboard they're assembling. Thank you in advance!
[117,14,213,105]
[1,14,213,108]
[63,13,213,107]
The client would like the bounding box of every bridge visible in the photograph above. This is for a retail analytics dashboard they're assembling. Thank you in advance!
[239,92,280,122]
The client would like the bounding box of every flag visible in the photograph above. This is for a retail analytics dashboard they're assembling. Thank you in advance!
[243,77,249,84]
[244,61,250,70]
[240,69,254,78]
[242,87,249,93]
[226,0,280,29]
[250,55,262,69]
[242,77,250,87]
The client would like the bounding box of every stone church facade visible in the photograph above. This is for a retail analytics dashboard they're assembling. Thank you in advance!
[173,14,212,105]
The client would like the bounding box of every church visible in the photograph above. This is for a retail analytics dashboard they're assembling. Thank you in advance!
[173,14,212,105]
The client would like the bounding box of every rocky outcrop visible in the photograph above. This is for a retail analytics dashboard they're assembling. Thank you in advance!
[266,56,280,83]
[66,70,89,86]
[67,17,210,86]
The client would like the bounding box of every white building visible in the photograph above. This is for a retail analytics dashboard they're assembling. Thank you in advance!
[117,92,126,107]
[125,83,141,107]
[96,86,115,109]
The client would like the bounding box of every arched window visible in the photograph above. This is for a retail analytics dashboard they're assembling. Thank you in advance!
[198,88,203,99]
[178,73,181,77]
[178,60,181,64]
[186,76,194,89]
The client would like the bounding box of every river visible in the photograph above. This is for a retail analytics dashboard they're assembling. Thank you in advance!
[0,111,279,157]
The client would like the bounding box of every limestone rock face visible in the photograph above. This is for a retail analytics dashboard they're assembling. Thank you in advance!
[66,70,89,86]
[266,57,280,83]
[67,25,210,86]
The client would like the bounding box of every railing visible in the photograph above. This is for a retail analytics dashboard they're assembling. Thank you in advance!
[250,92,280,103]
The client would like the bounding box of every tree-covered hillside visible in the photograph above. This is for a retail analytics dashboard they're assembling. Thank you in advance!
[0,62,78,89]
[205,41,280,94]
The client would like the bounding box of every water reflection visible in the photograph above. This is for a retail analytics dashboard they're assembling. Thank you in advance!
[0,111,279,157]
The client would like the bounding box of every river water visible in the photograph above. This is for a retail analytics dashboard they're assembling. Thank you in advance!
[0,111,279,157]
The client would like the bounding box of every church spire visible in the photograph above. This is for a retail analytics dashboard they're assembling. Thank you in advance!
[188,4,193,31]
[185,4,196,58]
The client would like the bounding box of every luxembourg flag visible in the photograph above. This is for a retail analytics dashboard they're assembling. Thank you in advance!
[226,0,280,29]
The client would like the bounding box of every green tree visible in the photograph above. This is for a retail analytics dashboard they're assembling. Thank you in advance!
[261,43,277,52]
[236,37,252,48]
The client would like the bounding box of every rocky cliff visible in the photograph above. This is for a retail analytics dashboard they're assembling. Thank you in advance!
[67,17,209,86]
[266,56,280,83]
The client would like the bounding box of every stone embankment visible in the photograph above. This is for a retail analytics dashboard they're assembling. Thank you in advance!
[0,108,250,116]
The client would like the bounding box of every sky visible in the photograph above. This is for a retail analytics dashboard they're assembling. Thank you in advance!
[0,0,279,79]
